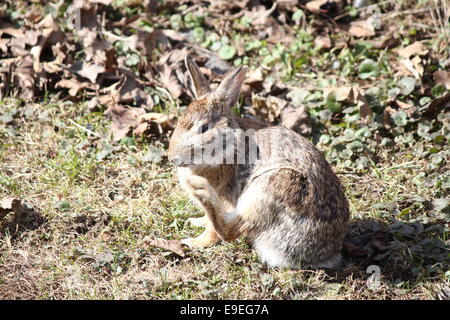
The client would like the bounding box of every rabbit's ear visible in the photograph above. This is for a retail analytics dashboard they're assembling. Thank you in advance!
[210,66,247,114]
[185,55,210,99]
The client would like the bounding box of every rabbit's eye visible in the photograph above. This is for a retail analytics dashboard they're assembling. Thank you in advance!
[199,124,209,134]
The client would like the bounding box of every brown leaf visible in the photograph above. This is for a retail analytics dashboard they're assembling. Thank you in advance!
[395,100,416,116]
[13,55,36,100]
[0,22,24,38]
[69,61,105,83]
[281,104,312,136]
[343,232,389,259]
[135,112,176,136]
[323,86,353,102]
[306,0,332,13]
[434,70,450,90]
[314,35,331,49]
[244,67,264,85]
[55,78,92,97]
[423,92,450,119]
[354,88,373,122]
[161,64,183,99]
[248,3,277,26]
[348,20,375,38]
[104,105,146,141]
[117,75,154,109]
[0,197,24,222]
[143,237,185,257]
[139,112,176,130]
[250,94,286,122]
[397,41,428,59]
[400,57,423,79]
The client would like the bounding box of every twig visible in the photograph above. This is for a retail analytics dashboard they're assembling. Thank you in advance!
[67,119,103,138]
[334,0,395,21]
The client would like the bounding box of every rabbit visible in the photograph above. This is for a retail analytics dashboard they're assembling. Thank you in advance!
[167,55,350,269]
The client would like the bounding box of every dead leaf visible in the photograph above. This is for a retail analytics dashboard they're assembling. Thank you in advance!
[161,64,183,99]
[281,104,312,135]
[323,86,353,102]
[56,78,92,96]
[314,35,331,49]
[13,55,36,100]
[0,197,24,223]
[397,41,428,59]
[250,94,286,122]
[248,2,277,26]
[343,232,389,259]
[400,57,423,79]
[395,100,416,116]
[104,105,146,141]
[135,112,176,136]
[139,112,176,130]
[434,70,450,90]
[69,61,105,83]
[245,67,264,85]
[306,0,334,13]
[354,88,373,122]
[423,92,450,119]
[348,20,375,37]
[142,237,186,257]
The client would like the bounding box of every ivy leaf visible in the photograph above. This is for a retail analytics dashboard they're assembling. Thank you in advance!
[358,59,379,79]
[325,92,342,113]
[391,111,408,127]
[219,45,236,60]
[397,77,416,96]
[126,53,140,67]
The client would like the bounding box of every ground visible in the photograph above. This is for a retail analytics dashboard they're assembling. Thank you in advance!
[0,0,449,299]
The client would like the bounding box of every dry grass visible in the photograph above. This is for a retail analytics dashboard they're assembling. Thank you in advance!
[0,98,448,300]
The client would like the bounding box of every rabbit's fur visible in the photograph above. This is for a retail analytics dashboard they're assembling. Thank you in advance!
[168,56,350,269]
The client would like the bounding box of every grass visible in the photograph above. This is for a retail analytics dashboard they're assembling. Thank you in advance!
[0,0,449,300]
[0,98,448,300]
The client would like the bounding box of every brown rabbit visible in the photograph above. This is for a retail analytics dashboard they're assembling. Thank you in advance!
[167,56,350,269]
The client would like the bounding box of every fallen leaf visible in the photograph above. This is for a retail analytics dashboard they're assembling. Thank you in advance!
[281,104,312,135]
[143,237,185,257]
[434,70,450,90]
[423,92,450,119]
[400,58,422,79]
[104,105,146,141]
[244,67,264,85]
[348,20,376,38]
[323,86,353,102]
[354,88,373,122]
[161,64,183,99]
[13,55,36,100]
[397,41,428,59]
[343,232,389,259]
[395,100,416,116]
[56,78,92,96]
[306,0,333,13]
[314,34,331,49]
[69,61,105,83]
[250,94,286,122]
[0,197,25,225]
[249,2,277,26]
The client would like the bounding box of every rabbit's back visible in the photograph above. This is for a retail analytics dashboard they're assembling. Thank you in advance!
[236,125,349,268]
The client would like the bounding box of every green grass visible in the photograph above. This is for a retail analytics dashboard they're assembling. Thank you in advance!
[0,99,448,299]
[0,0,449,300]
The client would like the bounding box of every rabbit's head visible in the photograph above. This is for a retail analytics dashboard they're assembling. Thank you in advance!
[168,56,247,167]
